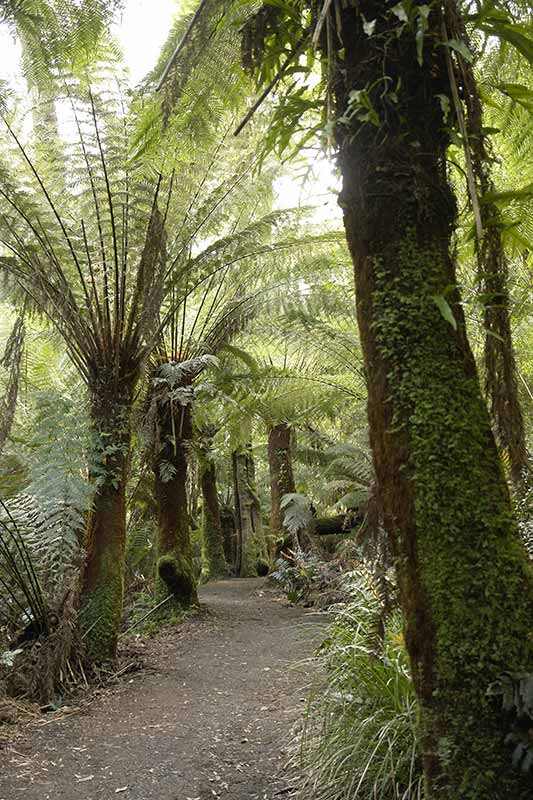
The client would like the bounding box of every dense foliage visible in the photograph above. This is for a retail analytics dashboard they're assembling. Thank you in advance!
[0,0,533,797]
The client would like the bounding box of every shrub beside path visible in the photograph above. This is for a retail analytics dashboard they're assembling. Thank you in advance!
[0,578,322,800]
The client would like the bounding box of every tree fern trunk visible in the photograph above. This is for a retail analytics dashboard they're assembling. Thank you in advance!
[232,444,262,577]
[247,449,267,561]
[81,383,133,662]
[268,422,295,554]
[451,6,528,488]
[200,456,229,579]
[153,402,198,610]
[334,2,533,795]
[220,504,237,570]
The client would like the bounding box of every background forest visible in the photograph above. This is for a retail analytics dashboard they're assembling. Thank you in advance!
[0,0,533,798]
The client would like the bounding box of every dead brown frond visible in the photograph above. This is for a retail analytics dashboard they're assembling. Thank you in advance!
[4,571,82,706]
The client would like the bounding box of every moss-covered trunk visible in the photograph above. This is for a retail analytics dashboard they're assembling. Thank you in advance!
[267,422,295,553]
[333,2,533,796]
[220,504,237,570]
[200,456,229,578]
[153,401,198,610]
[453,6,528,487]
[232,444,264,577]
[188,455,200,530]
[81,381,134,662]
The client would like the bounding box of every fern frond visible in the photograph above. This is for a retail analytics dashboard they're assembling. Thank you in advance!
[0,310,25,455]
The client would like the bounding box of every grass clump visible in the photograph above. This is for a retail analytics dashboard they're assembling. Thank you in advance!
[298,572,423,800]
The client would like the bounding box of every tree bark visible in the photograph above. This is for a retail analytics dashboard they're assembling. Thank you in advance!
[81,380,134,662]
[267,422,296,552]
[188,454,200,530]
[200,456,229,578]
[153,401,198,610]
[220,504,237,570]
[482,227,527,487]
[450,7,528,488]
[333,3,533,796]
[232,444,264,577]
[247,454,266,560]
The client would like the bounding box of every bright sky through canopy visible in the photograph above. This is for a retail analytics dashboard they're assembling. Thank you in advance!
[0,0,339,216]
[0,0,179,85]
[115,0,178,83]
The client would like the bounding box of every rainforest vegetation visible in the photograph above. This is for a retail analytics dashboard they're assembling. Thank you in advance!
[0,0,533,798]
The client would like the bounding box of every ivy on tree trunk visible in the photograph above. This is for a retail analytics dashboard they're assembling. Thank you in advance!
[332,2,533,795]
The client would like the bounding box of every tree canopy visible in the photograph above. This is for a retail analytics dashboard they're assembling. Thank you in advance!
[1,1,533,797]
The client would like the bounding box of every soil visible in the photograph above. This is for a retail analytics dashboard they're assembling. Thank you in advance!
[0,578,325,800]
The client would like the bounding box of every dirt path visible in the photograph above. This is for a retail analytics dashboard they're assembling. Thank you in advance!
[0,579,324,800]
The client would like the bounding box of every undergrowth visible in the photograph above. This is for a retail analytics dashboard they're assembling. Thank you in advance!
[296,572,423,800]
[122,591,191,636]
[270,550,341,605]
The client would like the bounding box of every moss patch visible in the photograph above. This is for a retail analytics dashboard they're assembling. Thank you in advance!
[202,509,229,580]
[372,227,533,797]
[81,575,123,663]
[157,554,197,609]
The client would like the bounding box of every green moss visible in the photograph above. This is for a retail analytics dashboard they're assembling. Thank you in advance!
[202,505,229,579]
[81,573,123,662]
[239,537,259,578]
[157,553,197,609]
[81,514,125,663]
[122,590,196,636]
[372,228,533,796]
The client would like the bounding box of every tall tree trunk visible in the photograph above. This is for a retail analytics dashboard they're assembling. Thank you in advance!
[81,380,134,662]
[267,422,296,554]
[153,401,198,610]
[188,454,200,530]
[200,456,229,578]
[247,449,267,561]
[232,444,264,577]
[334,3,533,795]
[448,5,528,488]
[220,504,237,570]
[481,230,527,487]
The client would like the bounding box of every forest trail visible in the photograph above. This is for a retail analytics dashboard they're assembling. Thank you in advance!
[0,579,323,800]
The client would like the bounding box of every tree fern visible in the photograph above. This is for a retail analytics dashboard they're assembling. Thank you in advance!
[0,309,25,455]
[5,387,92,601]
[0,497,49,636]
